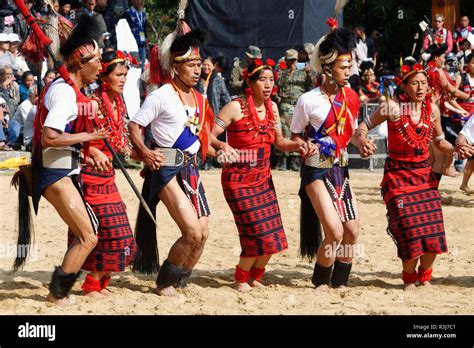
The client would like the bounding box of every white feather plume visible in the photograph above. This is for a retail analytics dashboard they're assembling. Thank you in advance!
[160,32,176,75]
[334,0,349,17]
[177,0,189,19]
[310,34,327,74]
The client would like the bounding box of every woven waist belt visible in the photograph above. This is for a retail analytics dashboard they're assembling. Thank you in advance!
[42,148,79,170]
[304,151,348,168]
[157,148,198,167]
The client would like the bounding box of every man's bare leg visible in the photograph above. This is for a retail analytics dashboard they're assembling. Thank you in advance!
[154,178,205,297]
[43,177,98,305]
[460,160,473,193]
[305,180,344,290]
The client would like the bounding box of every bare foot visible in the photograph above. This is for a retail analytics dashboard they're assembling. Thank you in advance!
[234,282,252,292]
[99,288,112,297]
[154,286,179,297]
[419,281,433,288]
[249,280,266,288]
[460,185,471,194]
[46,293,75,305]
[315,284,330,291]
[443,167,457,177]
[403,283,417,291]
[83,291,106,299]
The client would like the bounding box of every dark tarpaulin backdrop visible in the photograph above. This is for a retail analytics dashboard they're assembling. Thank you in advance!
[185,0,342,64]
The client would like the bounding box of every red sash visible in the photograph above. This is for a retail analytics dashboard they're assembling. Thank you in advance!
[33,68,95,159]
[322,87,359,156]
[195,89,214,161]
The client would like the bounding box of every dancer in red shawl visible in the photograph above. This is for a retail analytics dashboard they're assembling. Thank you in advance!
[425,43,470,178]
[291,28,375,289]
[129,23,214,297]
[70,50,137,297]
[16,16,107,305]
[210,59,316,292]
[357,61,473,290]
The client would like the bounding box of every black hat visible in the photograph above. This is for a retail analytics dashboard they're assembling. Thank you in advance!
[425,43,448,57]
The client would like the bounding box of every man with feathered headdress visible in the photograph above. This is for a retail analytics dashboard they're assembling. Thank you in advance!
[16,14,109,305]
[129,18,214,296]
[290,15,376,290]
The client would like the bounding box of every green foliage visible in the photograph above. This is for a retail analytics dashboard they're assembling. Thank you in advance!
[144,0,179,44]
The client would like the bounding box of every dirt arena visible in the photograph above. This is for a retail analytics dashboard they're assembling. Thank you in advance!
[0,168,472,315]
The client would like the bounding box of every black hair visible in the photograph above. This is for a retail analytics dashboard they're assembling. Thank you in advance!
[360,60,375,76]
[21,71,35,83]
[214,56,229,71]
[43,69,56,78]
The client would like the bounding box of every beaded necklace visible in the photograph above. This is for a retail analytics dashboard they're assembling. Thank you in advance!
[243,89,275,142]
[397,101,434,149]
[99,89,129,153]
[171,81,204,135]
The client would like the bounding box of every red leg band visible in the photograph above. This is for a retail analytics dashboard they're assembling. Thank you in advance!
[250,267,265,281]
[81,274,101,293]
[100,276,111,290]
[234,266,250,283]
[418,267,433,283]
[402,270,418,284]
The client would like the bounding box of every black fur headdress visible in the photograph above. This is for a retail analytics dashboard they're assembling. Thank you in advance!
[311,28,356,73]
[60,15,103,59]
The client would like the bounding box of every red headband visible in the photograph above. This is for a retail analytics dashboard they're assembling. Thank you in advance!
[400,63,427,83]
[100,50,137,73]
[242,58,286,80]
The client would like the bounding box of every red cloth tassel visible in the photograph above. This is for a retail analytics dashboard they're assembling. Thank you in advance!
[250,267,265,281]
[402,270,418,284]
[100,277,111,290]
[418,267,433,283]
[234,266,250,283]
[81,274,101,293]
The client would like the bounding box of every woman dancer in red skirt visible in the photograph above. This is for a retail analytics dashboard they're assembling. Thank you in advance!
[211,59,315,292]
[70,50,137,297]
[357,61,474,290]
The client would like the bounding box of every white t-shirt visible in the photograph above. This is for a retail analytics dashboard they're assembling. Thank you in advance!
[42,78,80,175]
[291,87,332,140]
[43,78,78,132]
[12,98,33,130]
[460,115,474,145]
[131,83,201,154]
[23,105,36,146]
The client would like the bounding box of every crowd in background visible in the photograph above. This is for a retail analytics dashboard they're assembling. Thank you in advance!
[0,1,473,185]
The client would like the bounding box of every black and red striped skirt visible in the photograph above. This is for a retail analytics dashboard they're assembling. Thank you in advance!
[68,167,136,272]
[223,172,288,257]
[381,158,448,261]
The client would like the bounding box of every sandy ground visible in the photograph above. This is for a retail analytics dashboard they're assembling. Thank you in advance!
[0,167,472,315]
